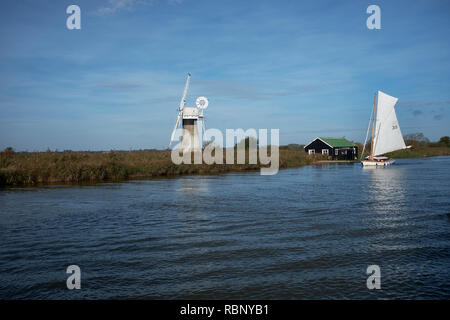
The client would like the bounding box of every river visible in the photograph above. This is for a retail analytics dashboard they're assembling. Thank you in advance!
[1,156,449,299]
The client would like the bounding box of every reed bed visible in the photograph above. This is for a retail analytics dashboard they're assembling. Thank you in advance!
[0,148,323,186]
[2,139,448,187]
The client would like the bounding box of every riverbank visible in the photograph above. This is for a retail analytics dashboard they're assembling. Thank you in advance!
[1,145,449,187]
[385,145,450,158]
[315,160,358,164]
[0,148,323,187]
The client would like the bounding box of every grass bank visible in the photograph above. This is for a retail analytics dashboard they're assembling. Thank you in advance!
[385,146,450,158]
[0,148,325,187]
[1,142,449,187]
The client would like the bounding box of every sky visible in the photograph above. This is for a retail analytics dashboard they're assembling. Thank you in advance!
[0,0,449,151]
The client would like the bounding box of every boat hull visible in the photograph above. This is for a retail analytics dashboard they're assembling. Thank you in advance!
[361,158,395,166]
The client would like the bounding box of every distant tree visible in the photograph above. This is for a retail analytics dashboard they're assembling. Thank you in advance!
[438,136,450,147]
[403,133,430,147]
[287,144,304,150]
[353,142,364,157]
[3,147,15,155]
[235,137,258,150]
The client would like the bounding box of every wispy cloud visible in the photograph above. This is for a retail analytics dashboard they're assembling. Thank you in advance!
[195,79,347,101]
[96,0,154,16]
[95,0,183,15]
[398,99,450,108]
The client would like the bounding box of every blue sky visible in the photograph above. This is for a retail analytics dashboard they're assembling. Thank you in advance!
[0,0,449,151]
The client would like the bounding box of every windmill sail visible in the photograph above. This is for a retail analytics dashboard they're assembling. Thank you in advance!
[169,73,191,147]
[372,91,407,156]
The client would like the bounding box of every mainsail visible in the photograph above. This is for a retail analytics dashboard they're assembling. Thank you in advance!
[372,91,407,156]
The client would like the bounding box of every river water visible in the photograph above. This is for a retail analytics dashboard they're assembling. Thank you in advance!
[0,157,449,299]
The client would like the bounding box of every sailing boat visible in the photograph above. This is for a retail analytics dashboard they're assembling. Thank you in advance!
[361,91,410,166]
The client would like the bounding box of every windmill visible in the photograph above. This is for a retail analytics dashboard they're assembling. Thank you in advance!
[169,73,209,152]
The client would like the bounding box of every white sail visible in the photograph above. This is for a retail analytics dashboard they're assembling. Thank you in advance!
[372,91,407,156]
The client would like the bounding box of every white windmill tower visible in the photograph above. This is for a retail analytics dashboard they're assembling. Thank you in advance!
[169,73,209,152]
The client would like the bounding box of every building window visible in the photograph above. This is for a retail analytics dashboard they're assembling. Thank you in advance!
[308,149,315,155]
[322,149,329,155]
[335,149,339,155]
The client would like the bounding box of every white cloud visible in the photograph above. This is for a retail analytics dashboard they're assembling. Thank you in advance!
[95,0,183,15]
[96,0,151,15]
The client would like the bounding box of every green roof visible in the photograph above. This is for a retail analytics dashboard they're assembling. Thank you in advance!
[319,137,356,147]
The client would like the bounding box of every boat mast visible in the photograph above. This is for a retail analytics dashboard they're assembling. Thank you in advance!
[369,92,377,160]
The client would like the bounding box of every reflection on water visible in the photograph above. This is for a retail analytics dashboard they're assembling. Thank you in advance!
[367,166,407,224]
[176,177,211,194]
[0,157,449,299]
[366,167,416,256]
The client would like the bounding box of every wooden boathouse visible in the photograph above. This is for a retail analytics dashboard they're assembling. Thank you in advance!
[304,137,358,160]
